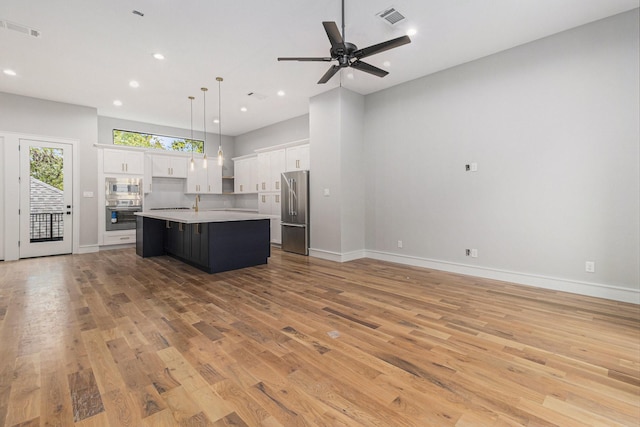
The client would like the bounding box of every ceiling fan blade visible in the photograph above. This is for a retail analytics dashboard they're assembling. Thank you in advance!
[318,65,341,84]
[350,60,388,78]
[278,57,333,62]
[353,35,411,60]
[323,21,344,49]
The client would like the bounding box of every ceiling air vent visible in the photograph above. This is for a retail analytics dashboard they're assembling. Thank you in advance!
[376,6,406,26]
[0,19,41,37]
[247,92,268,101]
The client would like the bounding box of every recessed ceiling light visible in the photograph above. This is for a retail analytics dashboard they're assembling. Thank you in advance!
[240,107,247,112]
[153,53,165,60]
[3,69,17,76]
[383,61,391,68]
[113,100,123,106]
[129,80,139,88]
[407,28,417,37]
[277,90,285,97]
[213,118,219,124]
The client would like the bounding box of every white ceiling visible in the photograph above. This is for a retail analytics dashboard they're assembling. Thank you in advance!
[1,0,638,136]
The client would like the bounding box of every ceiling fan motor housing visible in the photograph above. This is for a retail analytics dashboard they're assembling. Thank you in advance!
[332,42,357,66]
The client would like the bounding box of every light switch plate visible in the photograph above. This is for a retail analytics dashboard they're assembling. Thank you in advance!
[323,188,330,196]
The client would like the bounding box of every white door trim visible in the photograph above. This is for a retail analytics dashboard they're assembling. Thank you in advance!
[0,131,80,261]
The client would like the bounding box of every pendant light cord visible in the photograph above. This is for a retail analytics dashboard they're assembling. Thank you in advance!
[216,77,223,166]
[201,87,208,157]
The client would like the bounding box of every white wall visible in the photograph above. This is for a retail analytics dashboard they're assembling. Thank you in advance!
[364,10,639,300]
[0,92,98,249]
[308,87,365,260]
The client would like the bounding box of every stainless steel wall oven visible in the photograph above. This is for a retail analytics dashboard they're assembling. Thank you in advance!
[105,177,142,231]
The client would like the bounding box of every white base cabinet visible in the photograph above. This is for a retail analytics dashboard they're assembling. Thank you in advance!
[259,192,281,244]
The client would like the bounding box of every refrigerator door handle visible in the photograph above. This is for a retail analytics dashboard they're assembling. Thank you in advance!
[281,223,306,228]
[291,178,297,216]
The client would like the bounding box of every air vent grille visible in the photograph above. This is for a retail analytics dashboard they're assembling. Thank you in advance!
[376,7,406,26]
[0,19,41,37]
[247,92,268,100]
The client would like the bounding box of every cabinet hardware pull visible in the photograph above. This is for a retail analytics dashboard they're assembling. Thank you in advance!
[166,221,171,229]
[179,223,184,232]
[120,236,130,240]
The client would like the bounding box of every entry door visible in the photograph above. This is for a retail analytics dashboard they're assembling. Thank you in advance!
[19,139,73,258]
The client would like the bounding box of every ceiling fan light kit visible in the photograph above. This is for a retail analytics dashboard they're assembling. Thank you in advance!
[277,0,411,84]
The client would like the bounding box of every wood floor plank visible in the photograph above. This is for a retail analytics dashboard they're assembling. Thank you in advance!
[4,353,41,427]
[0,247,637,426]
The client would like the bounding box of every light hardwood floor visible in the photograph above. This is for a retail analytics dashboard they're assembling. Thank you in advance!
[0,247,638,426]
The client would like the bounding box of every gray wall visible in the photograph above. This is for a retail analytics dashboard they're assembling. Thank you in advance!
[364,10,639,291]
[98,116,235,177]
[0,92,98,247]
[234,114,309,157]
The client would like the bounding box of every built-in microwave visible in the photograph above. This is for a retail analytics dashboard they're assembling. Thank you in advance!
[106,177,142,199]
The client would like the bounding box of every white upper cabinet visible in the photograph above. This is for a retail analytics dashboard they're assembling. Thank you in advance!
[258,149,285,192]
[186,158,207,193]
[103,148,144,175]
[186,158,222,194]
[234,155,258,194]
[150,154,188,178]
[206,161,223,194]
[285,144,310,171]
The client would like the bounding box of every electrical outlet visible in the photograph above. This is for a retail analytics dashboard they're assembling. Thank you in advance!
[585,261,595,273]
[471,249,478,258]
[465,164,470,171]
[466,249,471,256]
[397,240,403,248]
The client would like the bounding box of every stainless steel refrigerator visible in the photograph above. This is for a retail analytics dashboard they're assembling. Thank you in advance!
[281,170,309,255]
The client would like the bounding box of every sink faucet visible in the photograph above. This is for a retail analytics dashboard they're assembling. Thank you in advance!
[194,194,200,212]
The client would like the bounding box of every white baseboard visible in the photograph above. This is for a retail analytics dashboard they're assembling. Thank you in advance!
[365,250,639,304]
[309,248,366,263]
[98,243,136,251]
[77,244,99,254]
[309,247,638,304]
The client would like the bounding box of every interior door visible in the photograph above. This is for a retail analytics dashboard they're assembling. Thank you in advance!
[19,139,73,258]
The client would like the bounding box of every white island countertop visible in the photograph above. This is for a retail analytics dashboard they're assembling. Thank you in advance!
[135,209,272,224]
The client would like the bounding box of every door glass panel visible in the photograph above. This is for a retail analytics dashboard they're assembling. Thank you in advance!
[29,147,65,243]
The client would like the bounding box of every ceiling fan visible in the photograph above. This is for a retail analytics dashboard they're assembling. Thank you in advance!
[277,0,411,84]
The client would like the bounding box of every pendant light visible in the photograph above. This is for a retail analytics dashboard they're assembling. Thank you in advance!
[216,77,224,166]
[189,96,195,171]
[201,87,208,169]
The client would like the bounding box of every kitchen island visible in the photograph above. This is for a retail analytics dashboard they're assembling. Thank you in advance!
[135,210,271,273]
